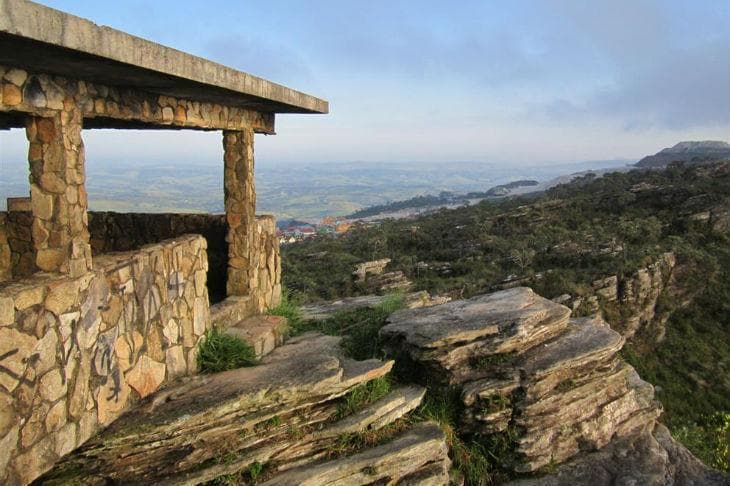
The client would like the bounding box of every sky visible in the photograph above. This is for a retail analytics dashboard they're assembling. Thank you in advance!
[2,0,730,166]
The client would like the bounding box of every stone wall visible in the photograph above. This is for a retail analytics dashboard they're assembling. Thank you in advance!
[0,234,211,485]
[0,213,12,282]
[1,210,36,279]
[249,215,282,314]
[88,212,228,303]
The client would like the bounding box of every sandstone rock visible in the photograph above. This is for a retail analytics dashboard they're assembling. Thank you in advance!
[0,391,17,438]
[39,368,66,402]
[41,332,405,484]
[224,314,287,358]
[353,258,391,281]
[508,423,727,486]
[125,355,166,399]
[261,422,450,486]
[381,287,672,474]
[0,297,14,325]
[2,82,21,105]
[0,327,37,391]
[380,287,571,384]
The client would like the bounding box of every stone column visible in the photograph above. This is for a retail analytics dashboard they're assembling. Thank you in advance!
[223,128,256,296]
[26,105,92,277]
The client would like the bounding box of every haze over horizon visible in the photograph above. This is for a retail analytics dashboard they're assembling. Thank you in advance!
[1,0,729,169]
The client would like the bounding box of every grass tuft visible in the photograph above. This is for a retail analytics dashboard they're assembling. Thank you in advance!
[267,291,304,331]
[336,376,392,419]
[198,328,257,374]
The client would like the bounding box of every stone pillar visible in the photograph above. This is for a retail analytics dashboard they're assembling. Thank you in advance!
[26,106,92,277]
[223,128,256,296]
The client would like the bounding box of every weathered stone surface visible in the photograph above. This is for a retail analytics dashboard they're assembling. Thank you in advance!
[380,287,693,476]
[0,327,37,391]
[224,314,288,358]
[381,287,571,383]
[41,332,400,484]
[353,258,391,281]
[125,355,166,399]
[509,423,728,486]
[262,422,450,486]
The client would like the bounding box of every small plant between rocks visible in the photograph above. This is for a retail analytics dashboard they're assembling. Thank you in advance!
[198,328,258,373]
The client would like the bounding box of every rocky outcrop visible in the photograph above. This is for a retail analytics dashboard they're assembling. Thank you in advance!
[353,259,413,294]
[39,332,450,485]
[559,252,677,342]
[353,259,392,281]
[508,422,728,486]
[299,291,450,321]
[380,288,667,474]
[617,252,676,340]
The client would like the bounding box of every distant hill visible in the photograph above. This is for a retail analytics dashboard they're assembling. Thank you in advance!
[636,140,730,168]
[347,180,540,219]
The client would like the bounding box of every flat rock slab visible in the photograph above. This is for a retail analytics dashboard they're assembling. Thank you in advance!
[381,287,570,352]
[261,422,451,486]
[225,314,288,358]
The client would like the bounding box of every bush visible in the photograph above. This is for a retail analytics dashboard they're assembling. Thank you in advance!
[197,328,257,373]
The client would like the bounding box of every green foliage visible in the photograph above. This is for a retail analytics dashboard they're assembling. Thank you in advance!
[197,329,257,374]
[672,413,730,472]
[336,376,392,419]
[414,387,512,485]
[266,291,304,331]
[207,461,266,485]
[482,394,511,414]
[290,293,406,360]
[280,161,730,473]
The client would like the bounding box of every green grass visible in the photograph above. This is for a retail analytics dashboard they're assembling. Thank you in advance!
[413,387,512,485]
[289,292,406,360]
[197,328,257,374]
[267,291,304,331]
[336,376,392,419]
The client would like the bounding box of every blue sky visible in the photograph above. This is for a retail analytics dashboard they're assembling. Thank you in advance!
[4,0,730,166]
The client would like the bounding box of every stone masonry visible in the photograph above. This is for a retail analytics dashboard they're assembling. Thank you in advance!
[0,2,326,483]
[0,235,210,484]
[223,128,257,297]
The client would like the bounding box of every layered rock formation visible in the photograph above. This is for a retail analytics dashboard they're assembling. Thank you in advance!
[353,259,413,294]
[38,332,450,485]
[380,287,711,478]
[559,252,677,342]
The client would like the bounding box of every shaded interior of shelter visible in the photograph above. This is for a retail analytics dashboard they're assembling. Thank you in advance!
[0,110,230,303]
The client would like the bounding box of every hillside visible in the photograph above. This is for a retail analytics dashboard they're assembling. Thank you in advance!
[636,140,730,168]
[281,161,730,471]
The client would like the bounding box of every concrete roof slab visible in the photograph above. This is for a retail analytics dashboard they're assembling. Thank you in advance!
[0,0,328,114]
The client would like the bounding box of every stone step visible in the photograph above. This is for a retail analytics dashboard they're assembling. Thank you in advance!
[224,314,288,358]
